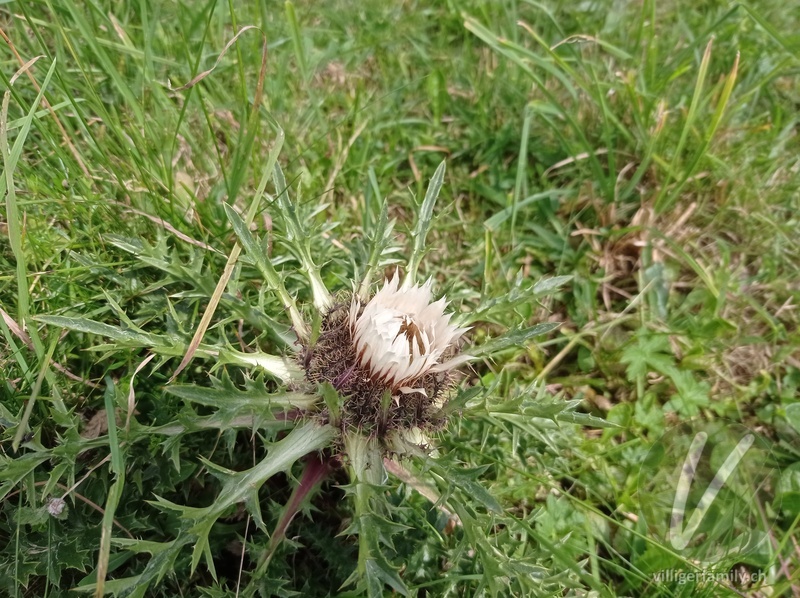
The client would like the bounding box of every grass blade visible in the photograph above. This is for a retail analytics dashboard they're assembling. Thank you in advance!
[11,331,58,451]
[1,58,57,329]
[95,378,126,598]
[654,38,713,212]
[284,1,308,81]
[657,51,740,212]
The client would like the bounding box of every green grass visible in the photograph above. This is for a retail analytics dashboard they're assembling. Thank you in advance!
[2,0,800,596]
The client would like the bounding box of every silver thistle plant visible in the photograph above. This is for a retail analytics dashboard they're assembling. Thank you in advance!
[191,158,569,596]
[38,149,573,596]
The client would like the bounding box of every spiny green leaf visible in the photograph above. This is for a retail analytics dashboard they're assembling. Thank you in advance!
[223,202,309,338]
[270,163,331,310]
[217,348,303,382]
[0,454,50,501]
[365,557,409,597]
[35,315,163,346]
[159,422,334,574]
[447,471,503,514]
[357,200,399,300]
[461,275,572,325]
[556,410,618,429]
[532,275,574,296]
[404,160,446,287]
[469,322,561,360]
[165,384,315,411]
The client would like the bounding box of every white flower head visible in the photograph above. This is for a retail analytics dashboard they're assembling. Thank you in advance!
[349,272,469,389]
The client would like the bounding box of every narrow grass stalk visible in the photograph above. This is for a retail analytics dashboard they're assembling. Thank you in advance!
[2,58,67,413]
[95,378,126,598]
[1,60,57,330]
[12,332,57,451]
[658,51,740,212]
[654,38,713,212]
[285,1,308,81]
[511,106,532,242]
[465,18,611,197]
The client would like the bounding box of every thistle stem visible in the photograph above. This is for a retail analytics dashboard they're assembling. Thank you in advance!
[344,433,385,581]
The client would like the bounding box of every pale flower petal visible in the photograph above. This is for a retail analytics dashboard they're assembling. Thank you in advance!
[350,273,467,388]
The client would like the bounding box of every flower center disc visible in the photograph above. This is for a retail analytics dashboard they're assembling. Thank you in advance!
[392,315,428,364]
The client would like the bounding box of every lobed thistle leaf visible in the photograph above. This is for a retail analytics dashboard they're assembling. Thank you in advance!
[459,273,573,326]
[224,202,310,340]
[271,163,332,311]
[403,160,446,289]
[356,200,400,302]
